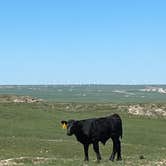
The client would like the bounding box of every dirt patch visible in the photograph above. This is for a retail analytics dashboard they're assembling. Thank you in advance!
[0,157,80,166]
[0,157,48,166]
[149,159,166,166]
[0,158,21,166]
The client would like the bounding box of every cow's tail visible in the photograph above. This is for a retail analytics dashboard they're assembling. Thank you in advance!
[119,118,123,139]
[112,114,123,139]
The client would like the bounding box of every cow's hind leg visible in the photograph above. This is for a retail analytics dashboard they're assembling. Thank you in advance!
[116,138,122,161]
[93,142,101,162]
[109,137,117,161]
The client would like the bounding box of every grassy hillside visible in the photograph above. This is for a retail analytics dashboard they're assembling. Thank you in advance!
[0,102,166,165]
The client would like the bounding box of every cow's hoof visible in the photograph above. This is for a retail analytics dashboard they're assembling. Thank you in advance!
[84,159,89,162]
[95,160,100,164]
[96,159,101,163]
[116,157,122,161]
[97,157,102,161]
[109,158,114,162]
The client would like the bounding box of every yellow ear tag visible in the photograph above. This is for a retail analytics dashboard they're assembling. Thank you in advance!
[62,123,67,129]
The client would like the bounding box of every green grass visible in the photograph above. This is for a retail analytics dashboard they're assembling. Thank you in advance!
[0,102,166,165]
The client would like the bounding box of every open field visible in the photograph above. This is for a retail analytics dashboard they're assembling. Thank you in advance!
[0,85,166,165]
[0,101,166,166]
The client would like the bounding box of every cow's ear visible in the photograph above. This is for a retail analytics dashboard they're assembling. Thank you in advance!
[61,120,67,125]
[61,121,68,129]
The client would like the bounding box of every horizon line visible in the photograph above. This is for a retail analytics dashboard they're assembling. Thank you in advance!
[0,84,166,86]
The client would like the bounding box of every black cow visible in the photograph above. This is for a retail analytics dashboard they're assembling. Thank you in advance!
[61,113,122,162]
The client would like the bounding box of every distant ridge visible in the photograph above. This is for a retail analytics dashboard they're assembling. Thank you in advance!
[0,85,166,103]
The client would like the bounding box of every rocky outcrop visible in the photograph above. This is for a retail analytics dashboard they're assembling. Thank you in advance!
[0,95,43,103]
[13,96,43,103]
[128,104,166,117]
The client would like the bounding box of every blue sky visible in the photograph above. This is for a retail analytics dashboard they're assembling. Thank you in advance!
[0,0,166,84]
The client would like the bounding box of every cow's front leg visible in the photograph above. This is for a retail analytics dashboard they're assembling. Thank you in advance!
[93,142,101,162]
[83,144,89,161]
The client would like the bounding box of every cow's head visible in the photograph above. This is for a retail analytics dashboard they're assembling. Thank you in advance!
[61,120,78,136]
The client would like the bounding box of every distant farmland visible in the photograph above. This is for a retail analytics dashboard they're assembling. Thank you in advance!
[0,85,166,103]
